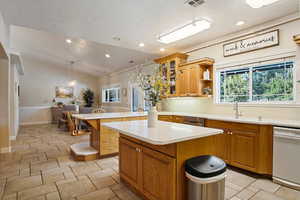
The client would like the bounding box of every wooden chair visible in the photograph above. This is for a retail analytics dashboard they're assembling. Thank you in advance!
[66,112,90,136]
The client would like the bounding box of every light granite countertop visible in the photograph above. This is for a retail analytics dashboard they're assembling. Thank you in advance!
[103,120,223,145]
[72,112,147,120]
[158,112,300,128]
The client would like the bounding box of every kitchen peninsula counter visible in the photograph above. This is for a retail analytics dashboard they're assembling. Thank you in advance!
[71,112,147,160]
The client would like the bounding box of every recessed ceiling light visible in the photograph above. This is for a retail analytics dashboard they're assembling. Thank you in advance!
[66,39,72,44]
[139,43,145,47]
[236,21,245,26]
[246,0,280,8]
[160,48,165,52]
[158,19,211,44]
[105,54,111,58]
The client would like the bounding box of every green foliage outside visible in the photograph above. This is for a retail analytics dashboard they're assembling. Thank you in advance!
[220,62,294,103]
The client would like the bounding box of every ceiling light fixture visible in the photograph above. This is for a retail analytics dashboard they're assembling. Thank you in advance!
[66,39,72,44]
[246,0,280,8]
[236,21,245,26]
[160,48,165,52]
[157,19,211,44]
[139,43,145,47]
[105,54,111,58]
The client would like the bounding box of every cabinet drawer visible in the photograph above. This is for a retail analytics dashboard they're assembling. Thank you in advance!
[206,120,259,133]
[120,134,177,157]
[158,115,173,122]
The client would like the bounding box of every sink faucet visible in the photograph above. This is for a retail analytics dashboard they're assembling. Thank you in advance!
[233,101,242,119]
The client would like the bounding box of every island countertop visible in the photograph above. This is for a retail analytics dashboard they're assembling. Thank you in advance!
[103,120,223,145]
[72,112,147,120]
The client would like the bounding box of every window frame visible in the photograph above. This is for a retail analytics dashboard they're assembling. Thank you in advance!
[102,86,121,103]
[215,58,297,105]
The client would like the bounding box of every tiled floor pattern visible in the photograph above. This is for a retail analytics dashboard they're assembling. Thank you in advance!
[0,124,299,200]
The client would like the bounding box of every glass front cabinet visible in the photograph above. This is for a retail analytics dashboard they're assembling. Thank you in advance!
[154,53,188,97]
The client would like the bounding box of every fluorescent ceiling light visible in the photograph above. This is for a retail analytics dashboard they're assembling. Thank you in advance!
[236,21,245,26]
[105,54,110,58]
[158,19,211,44]
[139,43,145,47]
[246,0,280,8]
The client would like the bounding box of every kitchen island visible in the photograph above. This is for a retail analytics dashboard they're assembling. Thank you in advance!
[71,112,147,160]
[103,120,223,200]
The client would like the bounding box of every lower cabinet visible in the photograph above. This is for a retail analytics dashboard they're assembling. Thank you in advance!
[205,119,272,175]
[230,130,257,171]
[119,137,176,200]
[119,137,140,189]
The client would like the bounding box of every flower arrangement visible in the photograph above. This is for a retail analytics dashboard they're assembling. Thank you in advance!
[135,66,170,107]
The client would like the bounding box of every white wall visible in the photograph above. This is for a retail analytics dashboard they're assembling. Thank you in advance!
[19,55,100,125]
[98,63,157,112]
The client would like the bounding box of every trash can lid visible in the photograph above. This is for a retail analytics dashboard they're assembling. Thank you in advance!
[185,155,226,178]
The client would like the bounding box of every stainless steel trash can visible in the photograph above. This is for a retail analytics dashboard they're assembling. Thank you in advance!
[185,155,226,200]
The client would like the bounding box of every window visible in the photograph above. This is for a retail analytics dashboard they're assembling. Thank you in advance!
[218,58,295,103]
[102,87,120,103]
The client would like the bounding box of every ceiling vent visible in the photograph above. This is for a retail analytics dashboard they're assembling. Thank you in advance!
[185,0,205,7]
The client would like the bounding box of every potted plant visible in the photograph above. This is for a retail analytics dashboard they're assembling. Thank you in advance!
[135,67,169,127]
[82,88,94,107]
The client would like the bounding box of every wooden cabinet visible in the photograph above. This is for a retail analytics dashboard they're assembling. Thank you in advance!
[205,119,272,174]
[119,137,140,189]
[154,53,188,96]
[230,130,257,171]
[177,58,214,97]
[158,115,184,123]
[141,147,176,200]
[119,137,176,200]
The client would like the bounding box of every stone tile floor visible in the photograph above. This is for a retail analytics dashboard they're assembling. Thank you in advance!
[0,124,299,200]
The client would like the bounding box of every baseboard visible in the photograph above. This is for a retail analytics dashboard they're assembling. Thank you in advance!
[20,121,52,126]
[0,146,11,153]
[10,136,17,140]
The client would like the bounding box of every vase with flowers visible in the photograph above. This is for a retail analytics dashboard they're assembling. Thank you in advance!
[135,66,169,127]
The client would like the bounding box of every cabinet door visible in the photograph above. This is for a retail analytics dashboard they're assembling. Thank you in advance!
[230,130,257,171]
[141,147,176,200]
[119,137,141,189]
[205,120,230,163]
[214,131,231,163]
[177,68,189,96]
[188,66,200,96]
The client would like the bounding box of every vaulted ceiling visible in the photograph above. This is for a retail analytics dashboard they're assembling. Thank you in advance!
[0,0,298,75]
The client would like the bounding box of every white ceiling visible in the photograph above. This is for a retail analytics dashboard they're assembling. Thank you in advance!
[9,25,157,76]
[0,0,299,75]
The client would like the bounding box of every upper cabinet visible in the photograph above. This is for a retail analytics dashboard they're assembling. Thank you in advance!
[294,34,300,45]
[154,53,188,97]
[154,53,215,97]
[177,58,215,97]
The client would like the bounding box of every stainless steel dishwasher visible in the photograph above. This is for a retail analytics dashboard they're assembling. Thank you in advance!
[183,116,205,127]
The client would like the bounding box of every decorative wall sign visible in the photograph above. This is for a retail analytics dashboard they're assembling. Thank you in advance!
[223,30,279,57]
[55,86,74,98]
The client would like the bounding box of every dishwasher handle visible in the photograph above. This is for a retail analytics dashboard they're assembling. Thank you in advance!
[274,133,300,140]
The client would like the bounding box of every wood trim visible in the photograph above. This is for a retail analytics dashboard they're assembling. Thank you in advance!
[294,34,300,44]
[154,52,188,64]
[178,57,215,67]
[70,148,99,161]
